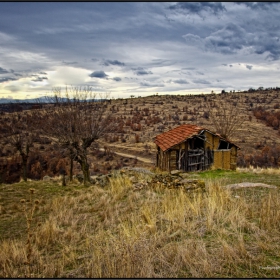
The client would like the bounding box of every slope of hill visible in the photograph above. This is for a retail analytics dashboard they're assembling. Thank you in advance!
[1,89,280,183]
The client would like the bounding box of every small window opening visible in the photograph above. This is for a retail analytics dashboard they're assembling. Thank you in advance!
[218,140,229,149]
[190,137,204,149]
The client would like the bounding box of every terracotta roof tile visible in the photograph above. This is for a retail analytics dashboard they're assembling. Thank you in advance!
[154,124,204,152]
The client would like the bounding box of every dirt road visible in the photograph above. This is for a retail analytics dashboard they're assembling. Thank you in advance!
[99,148,154,164]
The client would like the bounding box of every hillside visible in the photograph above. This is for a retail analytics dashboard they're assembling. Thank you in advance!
[1,89,280,183]
[103,90,280,155]
[0,168,280,277]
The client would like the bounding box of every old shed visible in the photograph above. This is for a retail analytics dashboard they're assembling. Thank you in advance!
[154,124,239,172]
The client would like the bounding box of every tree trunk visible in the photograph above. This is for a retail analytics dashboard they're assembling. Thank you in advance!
[62,173,66,186]
[69,157,73,182]
[22,155,28,182]
[81,160,90,185]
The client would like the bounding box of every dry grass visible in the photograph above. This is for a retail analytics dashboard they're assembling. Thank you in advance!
[238,166,280,175]
[0,171,280,277]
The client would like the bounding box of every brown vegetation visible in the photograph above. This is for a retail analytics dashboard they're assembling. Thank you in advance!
[1,88,280,183]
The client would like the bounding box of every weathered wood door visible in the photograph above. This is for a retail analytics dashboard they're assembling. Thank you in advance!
[179,148,213,171]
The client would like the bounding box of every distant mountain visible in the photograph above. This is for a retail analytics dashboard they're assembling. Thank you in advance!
[0,96,109,104]
[0,96,50,104]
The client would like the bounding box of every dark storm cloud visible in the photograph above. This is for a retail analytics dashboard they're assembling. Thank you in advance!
[137,70,152,75]
[173,79,189,84]
[113,77,121,82]
[246,65,253,70]
[140,82,164,87]
[89,70,108,78]
[196,71,204,75]
[169,2,226,16]
[193,79,210,85]
[183,22,280,60]
[0,77,17,83]
[0,67,9,74]
[147,59,174,68]
[236,2,278,10]
[133,67,153,76]
[204,23,248,54]
[62,61,77,65]
[1,2,280,98]
[103,60,125,66]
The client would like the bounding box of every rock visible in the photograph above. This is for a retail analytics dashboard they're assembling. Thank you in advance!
[97,175,110,187]
[170,170,182,176]
[43,176,52,181]
[224,182,277,189]
[180,179,198,184]
[151,174,205,191]
[180,173,189,178]
[75,174,84,183]
[90,175,98,181]
[90,175,99,184]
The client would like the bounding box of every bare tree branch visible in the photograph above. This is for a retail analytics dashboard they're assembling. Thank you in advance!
[205,94,246,139]
[39,86,119,184]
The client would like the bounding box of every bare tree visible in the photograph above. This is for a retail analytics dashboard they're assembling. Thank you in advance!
[205,94,245,139]
[0,110,36,182]
[40,86,118,185]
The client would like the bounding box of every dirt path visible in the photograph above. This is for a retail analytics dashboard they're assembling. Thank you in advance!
[45,136,154,164]
[99,148,154,164]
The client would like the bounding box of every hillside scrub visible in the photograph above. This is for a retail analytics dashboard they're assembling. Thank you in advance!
[0,169,280,277]
[2,90,280,184]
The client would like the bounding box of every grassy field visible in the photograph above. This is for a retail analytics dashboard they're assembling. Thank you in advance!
[0,168,280,277]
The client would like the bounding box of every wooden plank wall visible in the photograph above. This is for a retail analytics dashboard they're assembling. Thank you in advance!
[156,131,238,172]
[213,150,231,170]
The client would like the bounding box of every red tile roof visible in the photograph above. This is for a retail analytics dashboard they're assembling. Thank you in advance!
[154,124,204,152]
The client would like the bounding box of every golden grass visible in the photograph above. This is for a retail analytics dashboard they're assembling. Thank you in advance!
[0,172,280,277]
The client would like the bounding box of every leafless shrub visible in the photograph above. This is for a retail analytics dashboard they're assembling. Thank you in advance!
[205,94,246,139]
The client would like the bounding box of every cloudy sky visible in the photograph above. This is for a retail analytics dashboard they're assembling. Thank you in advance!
[1,2,280,100]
